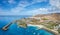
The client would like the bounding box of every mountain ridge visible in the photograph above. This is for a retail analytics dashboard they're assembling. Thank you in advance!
[34,13,60,21]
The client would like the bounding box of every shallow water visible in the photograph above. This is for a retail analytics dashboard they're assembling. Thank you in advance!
[0,16,54,35]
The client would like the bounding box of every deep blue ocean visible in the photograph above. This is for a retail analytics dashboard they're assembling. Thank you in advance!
[0,15,54,35]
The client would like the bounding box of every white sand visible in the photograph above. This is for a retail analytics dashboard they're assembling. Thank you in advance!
[27,24,44,28]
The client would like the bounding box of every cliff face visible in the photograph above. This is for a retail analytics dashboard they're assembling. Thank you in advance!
[34,13,60,21]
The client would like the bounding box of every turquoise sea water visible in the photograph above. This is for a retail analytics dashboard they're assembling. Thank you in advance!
[0,16,54,35]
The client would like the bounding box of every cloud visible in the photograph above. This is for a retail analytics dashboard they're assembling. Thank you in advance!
[49,0,60,8]
[33,0,47,2]
[47,6,60,12]
[24,7,60,15]
[46,0,60,13]
[8,0,16,4]
[6,0,47,13]
[0,0,56,16]
[0,8,49,15]
[0,12,19,15]
[9,0,30,13]
[20,8,49,15]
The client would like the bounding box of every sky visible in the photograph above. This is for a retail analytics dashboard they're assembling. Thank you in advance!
[0,0,60,15]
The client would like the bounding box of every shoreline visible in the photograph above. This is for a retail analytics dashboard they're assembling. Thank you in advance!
[27,24,59,35]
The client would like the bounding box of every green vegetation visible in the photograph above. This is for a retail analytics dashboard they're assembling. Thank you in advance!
[58,28,60,33]
[40,21,59,29]
[42,18,49,20]
[15,17,60,33]
[46,21,58,29]
[17,20,27,28]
